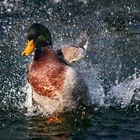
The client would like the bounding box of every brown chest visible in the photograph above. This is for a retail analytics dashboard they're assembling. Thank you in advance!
[28,62,66,98]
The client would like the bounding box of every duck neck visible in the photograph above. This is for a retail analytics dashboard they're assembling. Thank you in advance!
[33,46,56,62]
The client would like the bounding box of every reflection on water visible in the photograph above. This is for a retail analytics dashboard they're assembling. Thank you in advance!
[27,112,91,140]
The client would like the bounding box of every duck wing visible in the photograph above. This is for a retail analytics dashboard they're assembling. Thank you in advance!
[56,31,89,64]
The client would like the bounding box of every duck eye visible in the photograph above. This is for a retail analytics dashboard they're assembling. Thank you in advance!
[28,34,38,41]
[27,35,33,41]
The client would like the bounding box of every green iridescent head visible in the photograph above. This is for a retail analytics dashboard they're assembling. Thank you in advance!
[22,23,52,56]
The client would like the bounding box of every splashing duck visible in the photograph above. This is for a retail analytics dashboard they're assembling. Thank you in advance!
[22,23,90,123]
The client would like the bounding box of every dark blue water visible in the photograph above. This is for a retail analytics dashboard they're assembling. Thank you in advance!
[1,0,140,139]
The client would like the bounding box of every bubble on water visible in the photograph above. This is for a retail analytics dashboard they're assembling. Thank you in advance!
[78,0,88,4]
[51,0,61,4]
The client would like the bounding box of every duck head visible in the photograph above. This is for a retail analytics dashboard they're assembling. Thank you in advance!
[22,23,52,60]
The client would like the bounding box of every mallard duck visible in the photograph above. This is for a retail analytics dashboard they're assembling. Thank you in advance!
[22,23,90,119]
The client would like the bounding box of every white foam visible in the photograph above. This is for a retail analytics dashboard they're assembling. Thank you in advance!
[107,75,140,107]
[23,83,34,115]
[74,60,105,106]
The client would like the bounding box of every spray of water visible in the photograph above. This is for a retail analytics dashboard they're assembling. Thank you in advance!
[1,0,140,116]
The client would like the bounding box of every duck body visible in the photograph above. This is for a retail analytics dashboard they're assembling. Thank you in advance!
[28,47,88,114]
[22,23,90,116]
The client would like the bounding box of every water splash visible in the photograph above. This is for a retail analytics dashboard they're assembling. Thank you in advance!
[74,60,105,106]
[23,83,33,112]
[106,75,140,108]
[1,0,140,116]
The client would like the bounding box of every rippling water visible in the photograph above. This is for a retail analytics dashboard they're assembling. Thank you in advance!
[1,0,140,139]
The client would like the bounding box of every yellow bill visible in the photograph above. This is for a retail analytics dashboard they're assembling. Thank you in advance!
[22,40,35,56]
